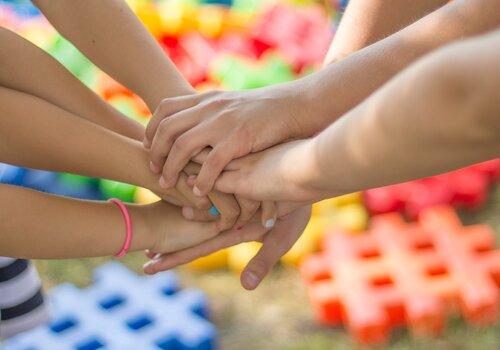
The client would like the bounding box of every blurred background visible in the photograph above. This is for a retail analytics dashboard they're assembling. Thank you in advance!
[0,0,499,349]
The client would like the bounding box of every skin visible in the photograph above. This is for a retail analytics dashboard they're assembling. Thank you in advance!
[0,184,219,259]
[0,2,306,281]
[143,0,500,197]
[324,0,448,64]
[32,0,275,228]
[211,31,500,203]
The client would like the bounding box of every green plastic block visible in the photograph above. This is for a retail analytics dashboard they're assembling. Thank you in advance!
[99,179,137,203]
[59,173,99,187]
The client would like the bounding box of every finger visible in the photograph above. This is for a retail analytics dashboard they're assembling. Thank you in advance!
[165,220,220,253]
[149,109,201,174]
[208,191,240,231]
[213,170,241,195]
[233,196,260,229]
[182,161,202,175]
[261,201,277,229]
[175,172,212,210]
[159,190,193,208]
[145,250,158,259]
[241,223,298,290]
[143,222,268,274]
[194,141,241,196]
[145,94,204,147]
[191,148,211,164]
[160,125,208,189]
[182,206,219,222]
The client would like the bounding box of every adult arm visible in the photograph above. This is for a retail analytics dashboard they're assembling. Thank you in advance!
[213,31,500,202]
[144,0,500,195]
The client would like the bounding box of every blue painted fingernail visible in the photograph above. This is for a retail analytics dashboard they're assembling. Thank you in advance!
[209,205,220,216]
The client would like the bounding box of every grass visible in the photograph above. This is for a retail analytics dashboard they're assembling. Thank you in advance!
[34,187,500,350]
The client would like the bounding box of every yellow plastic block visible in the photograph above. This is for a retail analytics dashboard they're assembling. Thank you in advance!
[134,187,160,204]
[228,242,262,273]
[330,192,362,206]
[188,249,229,270]
[135,1,163,38]
[197,5,225,38]
[159,1,198,36]
[331,203,369,232]
[224,10,254,33]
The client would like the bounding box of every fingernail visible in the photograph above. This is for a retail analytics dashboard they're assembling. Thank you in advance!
[209,205,220,217]
[183,206,194,219]
[143,260,157,271]
[193,185,203,197]
[159,176,168,188]
[143,137,150,148]
[150,161,160,173]
[264,218,276,229]
[187,175,196,186]
[243,271,259,290]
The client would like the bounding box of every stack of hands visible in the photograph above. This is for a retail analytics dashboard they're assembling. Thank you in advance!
[141,86,324,291]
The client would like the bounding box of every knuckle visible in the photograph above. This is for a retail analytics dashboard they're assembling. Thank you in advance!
[206,98,225,109]
[171,135,189,152]
[195,198,212,210]
[207,150,225,169]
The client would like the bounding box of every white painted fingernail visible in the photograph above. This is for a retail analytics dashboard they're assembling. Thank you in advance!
[159,176,168,188]
[193,185,203,197]
[264,218,276,229]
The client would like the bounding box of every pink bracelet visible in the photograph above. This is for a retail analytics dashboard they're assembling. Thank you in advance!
[108,198,133,258]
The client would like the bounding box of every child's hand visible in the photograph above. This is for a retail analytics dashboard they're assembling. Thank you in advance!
[138,201,219,254]
[144,83,317,197]
[211,139,326,203]
[175,161,277,230]
[143,205,311,290]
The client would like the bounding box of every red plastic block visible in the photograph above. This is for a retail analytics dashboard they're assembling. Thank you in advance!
[364,160,499,219]
[300,205,500,345]
[252,4,332,70]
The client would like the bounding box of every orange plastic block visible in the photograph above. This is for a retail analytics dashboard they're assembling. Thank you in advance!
[300,205,500,345]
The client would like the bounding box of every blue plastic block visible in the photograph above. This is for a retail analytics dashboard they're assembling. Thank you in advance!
[0,163,28,186]
[3,262,218,350]
[0,0,41,17]
[0,166,101,200]
[201,0,233,6]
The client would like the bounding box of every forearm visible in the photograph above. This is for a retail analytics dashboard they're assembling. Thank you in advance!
[297,0,500,135]
[0,87,164,195]
[309,34,500,197]
[33,0,194,110]
[0,28,144,141]
[325,0,448,64]
[0,184,154,258]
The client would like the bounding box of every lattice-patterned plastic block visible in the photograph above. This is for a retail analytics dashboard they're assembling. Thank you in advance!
[3,263,218,350]
[364,159,499,219]
[300,205,500,345]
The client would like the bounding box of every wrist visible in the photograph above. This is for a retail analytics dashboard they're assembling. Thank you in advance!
[286,75,335,138]
[126,204,157,252]
[283,138,330,202]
